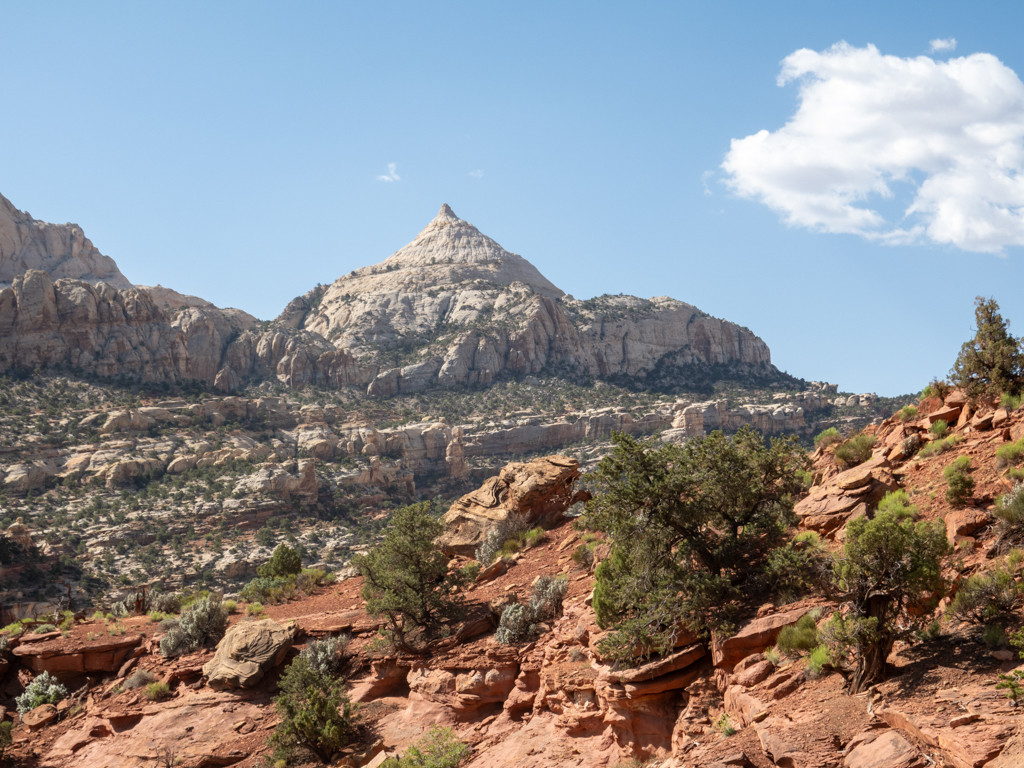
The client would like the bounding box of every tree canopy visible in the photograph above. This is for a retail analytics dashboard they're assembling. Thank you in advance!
[950,296,1024,399]
[585,427,806,661]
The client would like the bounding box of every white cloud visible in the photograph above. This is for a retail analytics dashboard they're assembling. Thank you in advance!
[930,38,957,52]
[469,170,484,178]
[377,163,400,182]
[722,42,1024,253]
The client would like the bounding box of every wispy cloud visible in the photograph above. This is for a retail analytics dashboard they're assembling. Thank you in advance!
[701,170,715,195]
[930,38,957,52]
[469,170,484,178]
[722,42,1024,254]
[377,163,400,182]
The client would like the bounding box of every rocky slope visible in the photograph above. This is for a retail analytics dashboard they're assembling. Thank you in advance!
[7,391,1024,767]
[0,194,785,397]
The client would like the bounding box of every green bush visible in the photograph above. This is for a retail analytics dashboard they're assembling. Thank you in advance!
[33,623,57,634]
[944,460,975,507]
[1002,393,1023,411]
[814,427,841,449]
[266,655,354,764]
[919,434,963,458]
[806,645,829,678]
[834,434,876,469]
[930,419,949,437]
[996,440,1024,468]
[776,612,820,655]
[381,725,471,768]
[950,560,1022,624]
[16,671,68,714]
[0,720,10,760]
[240,576,297,605]
[715,713,737,737]
[258,544,303,579]
[899,405,919,421]
[523,527,547,548]
[146,681,171,700]
[476,514,530,565]
[159,597,229,657]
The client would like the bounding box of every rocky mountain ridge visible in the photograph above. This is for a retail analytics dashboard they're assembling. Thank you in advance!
[0,195,787,398]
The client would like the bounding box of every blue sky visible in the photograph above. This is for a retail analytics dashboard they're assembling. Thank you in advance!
[4,2,1024,396]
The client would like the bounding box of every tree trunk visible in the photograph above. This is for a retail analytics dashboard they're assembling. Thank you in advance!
[849,596,892,695]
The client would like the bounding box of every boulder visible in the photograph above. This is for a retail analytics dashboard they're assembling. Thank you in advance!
[843,729,926,768]
[928,405,961,426]
[22,703,58,730]
[945,508,991,544]
[203,619,295,689]
[712,607,809,670]
[437,455,587,557]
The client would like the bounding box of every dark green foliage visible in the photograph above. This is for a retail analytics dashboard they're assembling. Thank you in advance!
[585,428,805,662]
[929,419,949,437]
[0,721,11,760]
[834,433,876,469]
[381,725,471,768]
[814,428,841,449]
[258,544,303,579]
[948,556,1022,624]
[353,503,466,650]
[950,296,1024,399]
[776,612,820,655]
[266,655,354,764]
[996,440,1024,468]
[996,669,1024,702]
[762,531,827,600]
[944,458,975,507]
[821,494,949,693]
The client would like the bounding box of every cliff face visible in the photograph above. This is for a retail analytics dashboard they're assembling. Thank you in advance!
[0,193,132,290]
[0,197,781,395]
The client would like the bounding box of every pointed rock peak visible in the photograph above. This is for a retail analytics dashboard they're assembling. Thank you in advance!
[428,203,471,230]
[437,203,457,220]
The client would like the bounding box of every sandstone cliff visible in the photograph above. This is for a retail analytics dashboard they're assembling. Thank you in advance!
[0,193,132,290]
[0,195,784,396]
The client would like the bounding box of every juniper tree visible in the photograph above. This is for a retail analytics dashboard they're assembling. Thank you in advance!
[353,502,465,651]
[585,427,806,662]
[950,296,1024,399]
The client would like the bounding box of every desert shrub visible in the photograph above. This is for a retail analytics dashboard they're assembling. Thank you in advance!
[944,458,975,507]
[146,681,171,700]
[222,600,237,614]
[246,602,266,616]
[795,469,813,490]
[949,296,1024,400]
[458,562,482,582]
[949,559,1022,624]
[240,576,297,605]
[996,440,1024,468]
[149,591,181,614]
[997,669,1024,702]
[930,419,949,437]
[1002,393,1023,411]
[299,634,351,679]
[33,623,57,634]
[806,645,829,678]
[16,671,68,714]
[918,434,963,458]
[901,433,922,458]
[496,575,569,645]
[571,543,595,569]
[834,434,876,469]
[762,532,826,599]
[776,612,820,655]
[265,655,354,764]
[763,646,781,666]
[354,502,466,650]
[381,725,471,768]
[715,713,736,737]
[0,721,10,760]
[159,597,229,657]
[814,427,841,449]
[476,513,530,565]
[124,669,158,690]
[899,405,919,421]
[587,428,806,662]
[296,568,330,595]
[983,624,1009,648]
[820,503,948,693]
[148,611,169,623]
[523,527,546,548]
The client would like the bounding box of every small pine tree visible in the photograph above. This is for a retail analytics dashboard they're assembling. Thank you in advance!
[950,296,1024,399]
[353,503,466,650]
[257,543,302,579]
[266,655,354,764]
